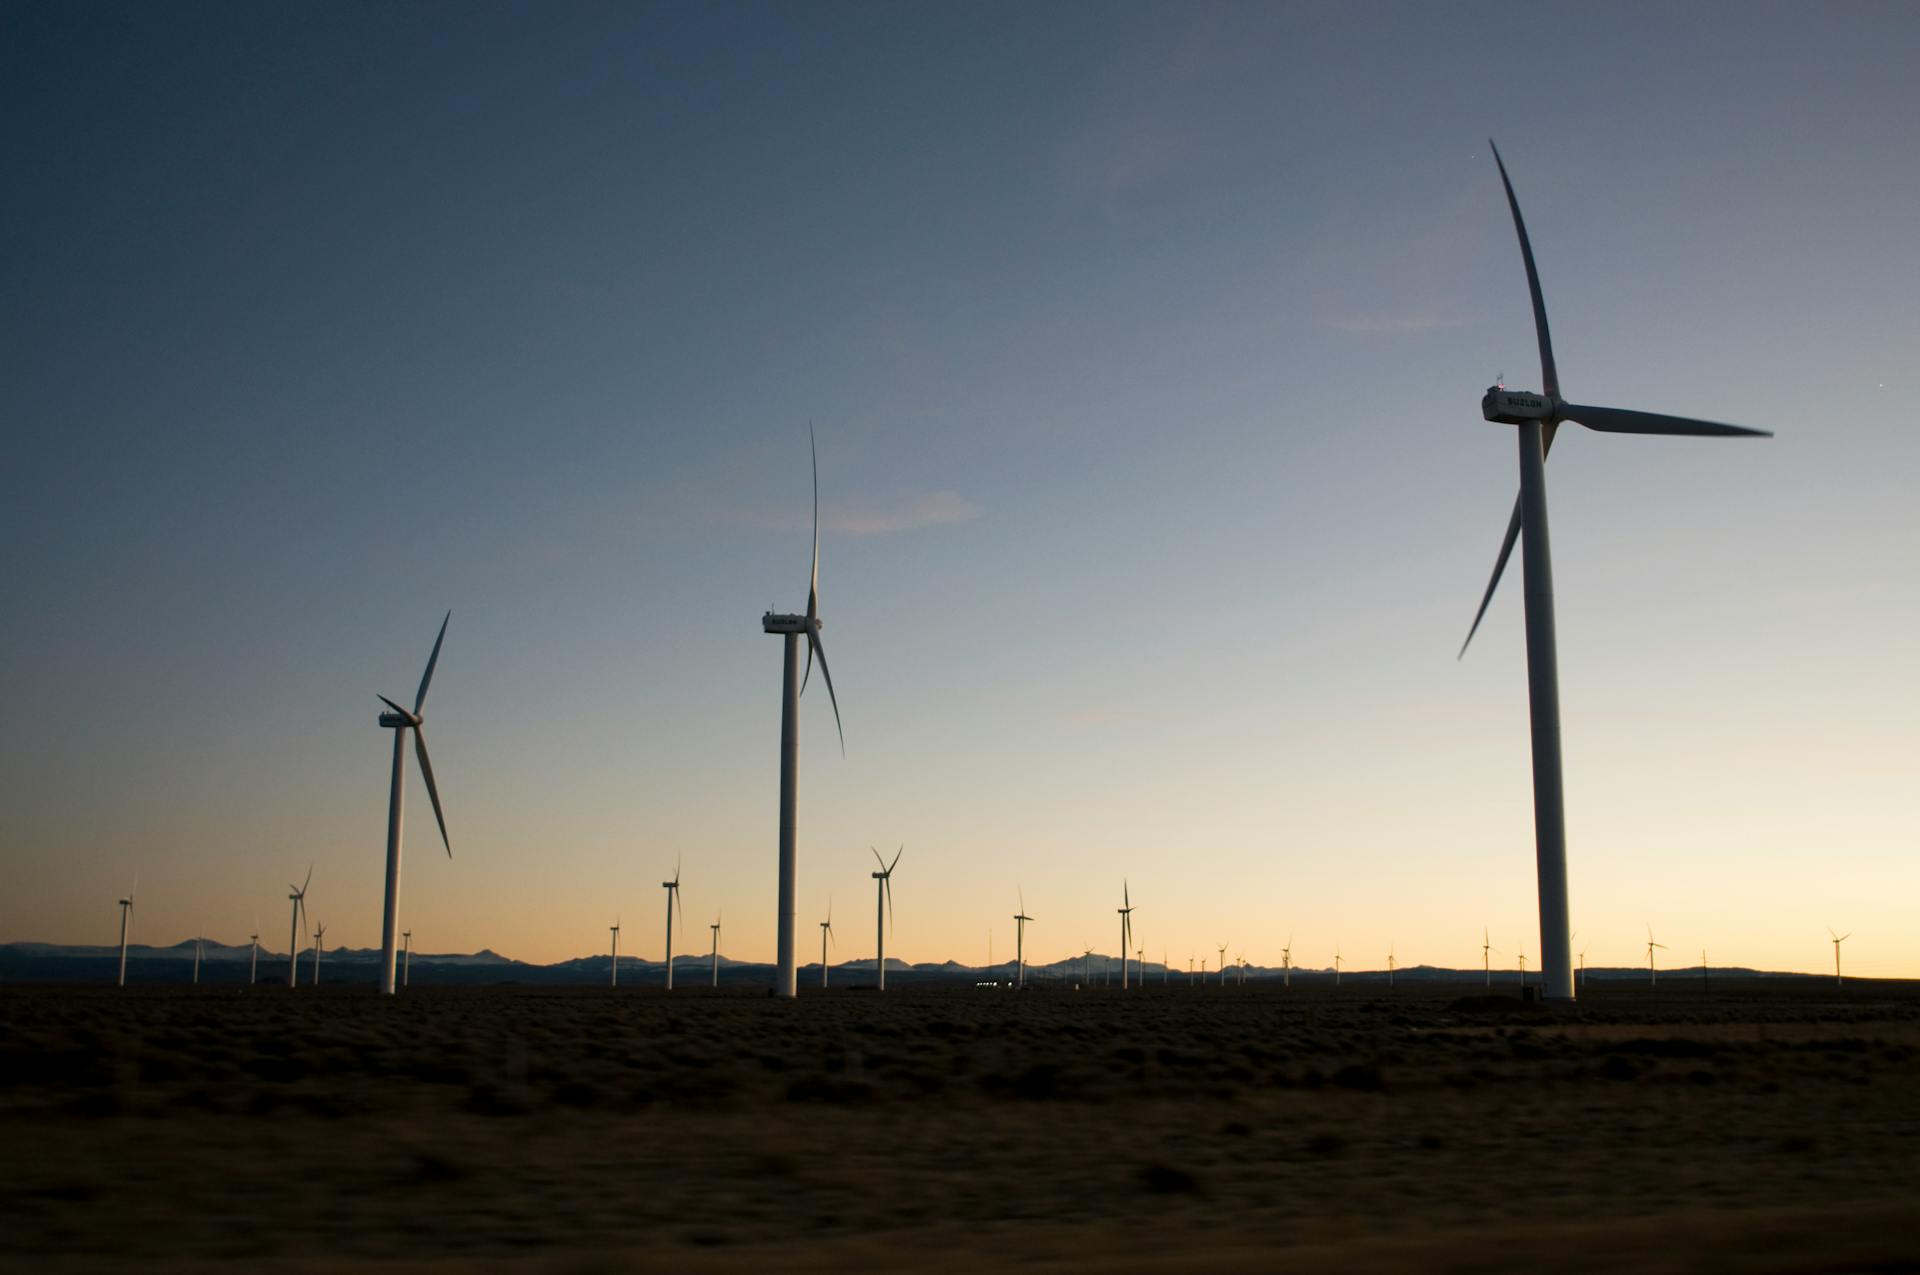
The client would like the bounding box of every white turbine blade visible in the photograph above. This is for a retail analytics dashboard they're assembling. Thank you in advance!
[870,845,885,870]
[414,611,450,714]
[1123,878,1129,909]
[1489,139,1558,399]
[1458,495,1521,660]
[412,726,452,857]
[302,864,313,895]
[888,844,903,874]
[884,875,894,931]
[378,693,413,720]
[807,630,845,754]
[802,425,820,693]
[1563,404,1771,438]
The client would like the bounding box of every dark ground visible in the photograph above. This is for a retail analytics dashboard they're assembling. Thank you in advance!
[3,978,1916,1272]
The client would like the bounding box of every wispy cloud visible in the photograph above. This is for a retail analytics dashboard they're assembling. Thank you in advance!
[1321,315,1477,335]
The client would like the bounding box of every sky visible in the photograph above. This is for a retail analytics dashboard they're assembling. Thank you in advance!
[3,1,1916,979]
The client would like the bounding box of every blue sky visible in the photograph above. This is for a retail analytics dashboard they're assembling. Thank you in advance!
[3,2,1915,975]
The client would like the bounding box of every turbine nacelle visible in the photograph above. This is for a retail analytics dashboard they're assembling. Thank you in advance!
[762,611,809,635]
[1482,386,1556,424]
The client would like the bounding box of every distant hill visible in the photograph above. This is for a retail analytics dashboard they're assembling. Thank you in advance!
[0,941,1818,988]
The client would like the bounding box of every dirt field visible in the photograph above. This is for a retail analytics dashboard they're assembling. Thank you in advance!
[3,979,1916,1272]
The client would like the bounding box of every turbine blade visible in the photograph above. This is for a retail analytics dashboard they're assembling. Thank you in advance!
[413,726,452,857]
[807,631,845,755]
[889,844,903,873]
[871,844,885,871]
[378,694,412,719]
[1561,403,1772,438]
[1123,878,1130,909]
[414,611,450,714]
[885,875,894,931]
[302,865,312,895]
[1489,140,1558,399]
[1459,495,1522,659]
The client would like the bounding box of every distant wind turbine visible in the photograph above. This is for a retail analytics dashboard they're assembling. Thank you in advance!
[819,901,835,989]
[1387,946,1396,990]
[286,868,311,988]
[311,921,326,985]
[192,924,203,985]
[1333,946,1342,987]
[662,861,683,990]
[1456,141,1772,1003]
[710,912,722,988]
[1282,935,1292,990]
[1830,928,1851,987]
[1117,881,1134,990]
[1013,890,1033,989]
[1482,928,1496,988]
[609,920,621,988]
[762,428,846,999]
[870,845,901,991]
[375,611,454,998]
[115,877,136,987]
[1646,925,1667,986]
[1217,943,1228,988]
[402,930,412,988]
[249,926,260,986]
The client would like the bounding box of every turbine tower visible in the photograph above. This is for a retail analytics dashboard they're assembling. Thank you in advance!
[1281,936,1292,991]
[710,912,722,988]
[762,428,846,999]
[871,845,901,991]
[1333,946,1342,987]
[1830,928,1850,986]
[1481,928,1498,989]
[286,867,310,988]
[311,921,326,985]
[1645,925,1667,986]
[402,930,412,988]
[1013,890,1033,989]
[819,901,835,989]
[191,925,203,985]
[1458,142,1772,1003]
[662,862,683,990]
[1117,882,1134,990]
[1217,943,1228,988]
[609,920,620,988]
[114,878,135,987]
[374,612,454,997]
[1387,946,1396,990]
[248,927,260,986]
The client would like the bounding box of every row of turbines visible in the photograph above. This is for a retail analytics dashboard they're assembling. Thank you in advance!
[108,144,1779,1005]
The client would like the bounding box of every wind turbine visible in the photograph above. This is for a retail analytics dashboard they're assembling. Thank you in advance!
[1236,954,1247,987]
[1830,928,1851,986]
[762,428,846,1000]
[662,861,683,990]
[402,930,412,988]
[1517,950,1527,987]
[1457,141,1773,1003]
[870,845,901,991]
[1117,881,1134,990]
[1645,925,1667,986]
[609,920,621,988]
[286,867,310,988]
[1140,949,1147,984]
[1387,946,1396,990]
[1578,941,1588,991]
[374,612,454,997]
[1333,946,1342,987]
[1084,946,1095,988]
[1014,890,1033,989]
[710,912,722,988]
[1481,928,1498,989]
[1282,936,1292,990]
[311,921,326,986]
[819,901,835,989]
[249,926,260,986]
[192,924,203,985]
[1217,943,1228,987]
[115,878,135,987]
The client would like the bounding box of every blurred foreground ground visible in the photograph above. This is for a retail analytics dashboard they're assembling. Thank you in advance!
[3,978,1916,1272]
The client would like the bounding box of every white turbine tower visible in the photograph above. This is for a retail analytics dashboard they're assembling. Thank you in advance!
[609,920,621,988]
[1116,882,1134,990]
[1387,946,1396,990]
[1830,928,1851,987]
[662,862,683,990]
[248,927,260,986]
[762,429,846,1000]
[1333,946,1342,987]
[312,921,326,985]
[1217,943,1228,987]
[1646,925,1667,986]
[870,845,901,991]
[710,912,722,988]
[402,930,412,988]
[374,612,454,998]
[1458,142,1773,1003]
[191,924,203,985]
[286,867,310,988]
[1013,890,1033,989]
[819,901,835,989]
[1481,928,1498,989]
[1281,935,1292,991]
[114,878,136,987]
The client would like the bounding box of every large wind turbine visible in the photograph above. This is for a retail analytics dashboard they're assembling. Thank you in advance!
[1116,882,1134,990]
[1458,142,1773,1003]
[1830,928,1851,986]
[311,921,326,985]
[762,429,846,999]
[662,862,683,990]
[115,878,135,987]
[286,867,310,988]
[375,612,453,997]
[871,845,901,991]
[1645,925,1667,986]
[1014,890,1033,989]
[1217,943,1227,987]
[1481,928,1498,989]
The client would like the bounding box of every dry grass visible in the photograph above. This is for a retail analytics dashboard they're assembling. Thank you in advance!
[2,979,1916,1271]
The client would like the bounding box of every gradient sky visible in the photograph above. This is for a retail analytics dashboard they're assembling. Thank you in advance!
[4,2,1915,978]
